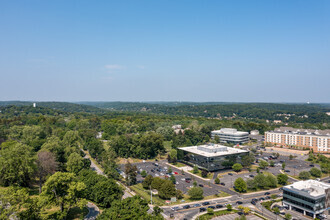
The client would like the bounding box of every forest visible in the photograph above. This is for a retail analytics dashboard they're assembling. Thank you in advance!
[0,102,329,219]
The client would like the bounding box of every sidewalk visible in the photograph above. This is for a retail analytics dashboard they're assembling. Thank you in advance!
[279,169,299,181]
[166,162,212,182]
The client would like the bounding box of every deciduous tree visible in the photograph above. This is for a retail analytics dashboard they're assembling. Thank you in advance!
[232,163,243,172]
[40,172,86,218]
[66,152,84,174]
[0,141,36,187]
[234,177,247,192]
[188,187,204,200]
[36,150,58,193]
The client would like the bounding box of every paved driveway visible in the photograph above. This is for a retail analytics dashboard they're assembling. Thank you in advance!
[84,202,99,220]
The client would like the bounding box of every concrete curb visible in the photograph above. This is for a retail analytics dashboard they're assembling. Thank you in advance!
[160,195,233,208]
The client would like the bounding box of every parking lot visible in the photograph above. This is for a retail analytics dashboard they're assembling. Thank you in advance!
[119,149,321,200]
[119,161,220,197]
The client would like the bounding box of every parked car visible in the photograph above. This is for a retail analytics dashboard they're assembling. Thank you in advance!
[199,207,206,212]
[264,192,270,195]
[249,174,254,178]
[236,201,243,204]
[174,172,178,175]
[216,204,223,208]
[171,206,179,211]
[265,196,271,200]
[220,182,225,186]
[228,173,233,176]
[185,180,191,183]
[183,205,190,209]
[193,203,201,207]
[251,200,256,205]
[285,170,290,173]
[208,206,215,209]
[199,184,204,187]
[202,202,210,206]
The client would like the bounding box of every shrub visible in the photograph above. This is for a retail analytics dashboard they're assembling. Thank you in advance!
[310,167,322,178]
[232,163,243,172]
[299,171,311,180]
[188,187,203,200]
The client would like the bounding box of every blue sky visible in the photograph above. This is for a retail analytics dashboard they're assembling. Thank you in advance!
[0,0,329,102]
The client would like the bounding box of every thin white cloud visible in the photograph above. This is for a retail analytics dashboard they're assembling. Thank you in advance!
[137,65,145,69]
[105,64,125,70]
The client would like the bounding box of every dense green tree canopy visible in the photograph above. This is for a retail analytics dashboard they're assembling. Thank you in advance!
[40,172,87,217]
[97,196,162,220]
[0,141,36,187]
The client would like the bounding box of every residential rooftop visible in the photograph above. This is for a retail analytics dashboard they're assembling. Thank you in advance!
[179,144,248,157]
[283,180,330,198]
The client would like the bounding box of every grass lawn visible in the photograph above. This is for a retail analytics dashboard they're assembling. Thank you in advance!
[67,207,89,220]
[129,183,165,206]
[198,209,238,220]
[189,170,213,179]
[130,183,230,206]
[172,162,187,168]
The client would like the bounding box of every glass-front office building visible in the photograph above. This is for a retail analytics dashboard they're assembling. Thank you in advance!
[283,180,330,218]
[179,144,249,171]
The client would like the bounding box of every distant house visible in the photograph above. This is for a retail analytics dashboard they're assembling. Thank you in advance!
[250,130,259,135]
[172,125,185,134]
[96,132,103,139]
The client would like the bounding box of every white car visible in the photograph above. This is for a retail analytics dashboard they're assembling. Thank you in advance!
[155,174,159,177]
[160,173,164,176]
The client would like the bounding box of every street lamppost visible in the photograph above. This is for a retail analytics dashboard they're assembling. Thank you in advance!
[150,185,153,205]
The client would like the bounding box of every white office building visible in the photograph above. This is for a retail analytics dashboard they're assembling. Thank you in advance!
[283,180,330,218]
[211,128,249,144]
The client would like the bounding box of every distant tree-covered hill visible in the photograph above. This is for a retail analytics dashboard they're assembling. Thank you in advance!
[80,102,330,124]
[0,101,104,113]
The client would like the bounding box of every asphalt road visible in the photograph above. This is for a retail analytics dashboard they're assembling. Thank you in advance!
[164,193,284,220]
[84,202,99,220]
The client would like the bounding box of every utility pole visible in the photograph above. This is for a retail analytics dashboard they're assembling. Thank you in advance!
[150,185,152,205]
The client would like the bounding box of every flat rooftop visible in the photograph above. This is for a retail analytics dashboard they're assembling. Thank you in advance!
[179,144,248,157]
[284,180,330,198]
[267,127,330,137]
[212,128,249,136]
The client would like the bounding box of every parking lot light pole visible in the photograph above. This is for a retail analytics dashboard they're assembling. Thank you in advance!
[150,185,152,205]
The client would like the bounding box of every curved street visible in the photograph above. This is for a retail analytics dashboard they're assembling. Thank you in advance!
[84,202,100,220]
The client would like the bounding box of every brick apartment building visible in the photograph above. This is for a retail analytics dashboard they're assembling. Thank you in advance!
[265,127,330,153]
